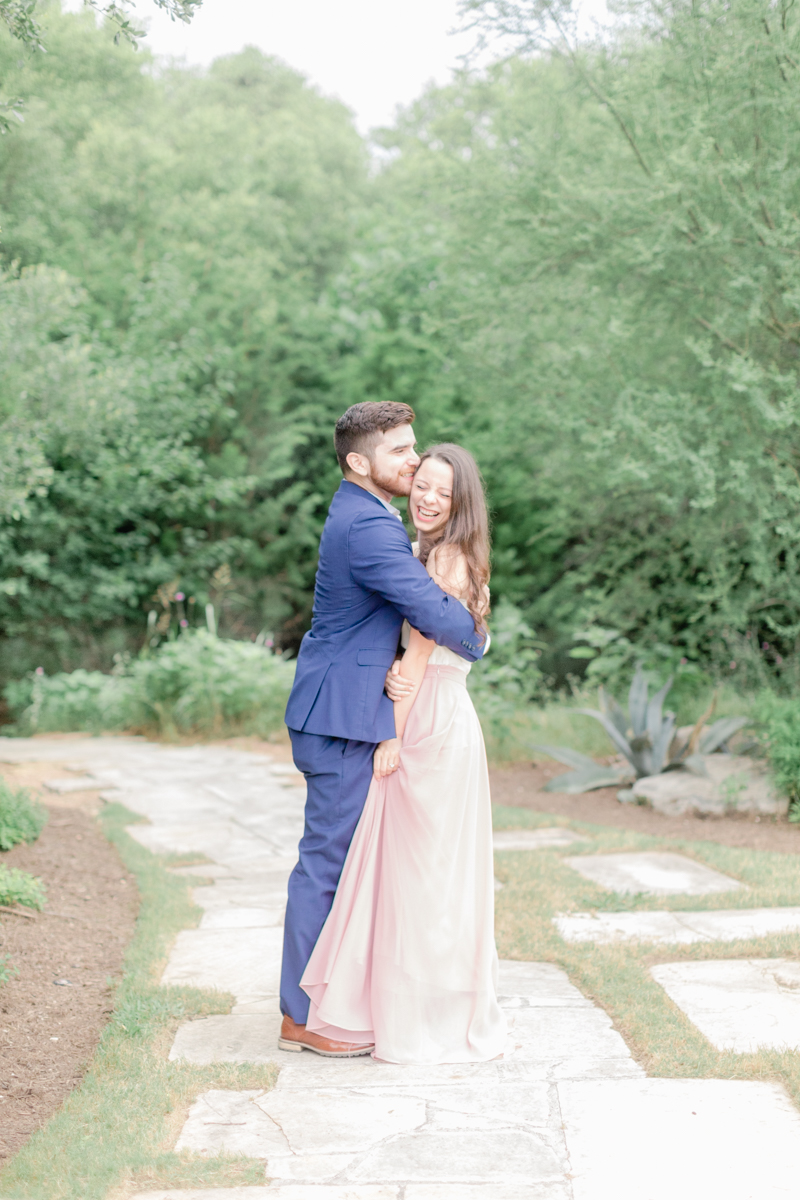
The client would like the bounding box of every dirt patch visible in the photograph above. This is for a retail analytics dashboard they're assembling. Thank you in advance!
[490,762,800,854]
[0,767,138,1162]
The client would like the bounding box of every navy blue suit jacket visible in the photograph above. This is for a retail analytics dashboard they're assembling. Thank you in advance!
[285,480,484,743]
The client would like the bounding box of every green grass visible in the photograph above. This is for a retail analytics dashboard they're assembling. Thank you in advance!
[479,695,618,763]
[492,803,800,1108]
[0,803,278,1200]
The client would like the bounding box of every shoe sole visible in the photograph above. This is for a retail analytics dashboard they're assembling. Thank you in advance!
[277,1037,374,1058]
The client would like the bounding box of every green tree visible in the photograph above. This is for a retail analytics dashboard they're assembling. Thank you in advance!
[333,0,800,682]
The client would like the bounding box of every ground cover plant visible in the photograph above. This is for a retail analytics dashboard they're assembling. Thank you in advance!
[0,864,46,911]
[0,779,47,850]
[492,804,800,1110]
[0,802,278,1200]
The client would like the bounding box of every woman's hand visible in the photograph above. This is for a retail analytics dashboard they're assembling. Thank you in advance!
[373,737,401,780]
[384,659,416,703]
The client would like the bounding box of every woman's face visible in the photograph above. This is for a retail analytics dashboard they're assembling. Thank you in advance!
[408,457,454,536]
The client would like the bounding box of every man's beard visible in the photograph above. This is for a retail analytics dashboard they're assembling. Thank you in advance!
[369,462,412,497]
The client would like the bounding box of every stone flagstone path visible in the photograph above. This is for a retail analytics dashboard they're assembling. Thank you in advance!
[554,906,800,945]
[563,851,744,896]
[651,959,800,1053]
[3,738,800,1198]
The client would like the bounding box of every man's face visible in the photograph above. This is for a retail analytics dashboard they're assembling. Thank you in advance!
[369,425,420,497]
[347,424,419,499]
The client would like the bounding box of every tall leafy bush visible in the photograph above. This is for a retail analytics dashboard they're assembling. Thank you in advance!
[3,630,295,739]
[753,692,800,820]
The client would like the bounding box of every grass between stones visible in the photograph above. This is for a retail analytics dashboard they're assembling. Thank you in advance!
[0,802,277,1200]
[493,804,800,1108]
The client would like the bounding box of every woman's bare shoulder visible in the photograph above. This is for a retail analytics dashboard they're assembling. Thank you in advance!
[426,545,469,597]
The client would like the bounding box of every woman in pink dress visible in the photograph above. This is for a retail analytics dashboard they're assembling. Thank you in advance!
[299,444,506,1064]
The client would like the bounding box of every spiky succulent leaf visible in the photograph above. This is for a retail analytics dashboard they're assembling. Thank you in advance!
[650,710,677,774]
[599,687,629,738]
[530,744,600,770]
[576,708,637,766]
[628,662,649,736]
[646,677,673,745]
[698,716,750,754]
[542,765,627,794]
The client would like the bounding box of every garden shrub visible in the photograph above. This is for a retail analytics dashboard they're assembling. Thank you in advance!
[122,631,295,737]
[3,669,126,735]
[3,630,295,740]
[0,780,47,850]
[753,692,800,821]
[0,864,46,910]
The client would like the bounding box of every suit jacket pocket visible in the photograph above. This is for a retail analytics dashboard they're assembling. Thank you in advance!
[356,648,396,667]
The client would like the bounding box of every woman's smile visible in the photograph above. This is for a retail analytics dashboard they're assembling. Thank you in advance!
[409,458,454,534]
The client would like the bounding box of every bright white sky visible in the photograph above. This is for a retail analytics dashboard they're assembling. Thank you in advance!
[130,0,480,132]
[65,0,610,134]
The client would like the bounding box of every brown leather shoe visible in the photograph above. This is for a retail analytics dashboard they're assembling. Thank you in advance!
[278,1014,374,1058]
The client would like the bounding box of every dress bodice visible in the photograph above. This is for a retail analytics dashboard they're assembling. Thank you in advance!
[402,543,488,672]
[401,600,489,674]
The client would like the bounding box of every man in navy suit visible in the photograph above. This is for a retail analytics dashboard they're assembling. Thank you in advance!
[279,401,484,1056]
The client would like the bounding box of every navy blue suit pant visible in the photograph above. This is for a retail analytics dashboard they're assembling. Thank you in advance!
[280,728,377,1023]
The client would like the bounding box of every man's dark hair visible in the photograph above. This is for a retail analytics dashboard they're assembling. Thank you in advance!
[334,401,415,472]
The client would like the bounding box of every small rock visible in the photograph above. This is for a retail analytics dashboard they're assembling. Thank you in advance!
[53,979,72,987]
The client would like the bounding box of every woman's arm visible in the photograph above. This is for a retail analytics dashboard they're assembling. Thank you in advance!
[373,627,435,779]
[392,627,435,739]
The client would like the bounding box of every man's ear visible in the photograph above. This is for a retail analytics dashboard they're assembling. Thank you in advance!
[345,451,371,479]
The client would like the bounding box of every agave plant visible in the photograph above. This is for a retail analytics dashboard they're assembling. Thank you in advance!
[534,663,749,794]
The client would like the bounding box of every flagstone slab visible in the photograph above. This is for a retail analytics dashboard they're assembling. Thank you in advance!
[564,851,743,896]
[160,927,282,1003]
[493,828,586,851]
[170,1013,282,1064]
[347,1126,565,1186]
[200,906,283,929]
[175,1089,282,1158]
[258,1086,426,1156]
[168,863,236,880]
[503,1005,641,1074]
[43,774,114,792]
[131,1191,274,1199]
[555,906,800,945]
[497,960,594,1006]
[191,871,292,915]
[176,1083,567,1188]
[167,959,640,1082]
[651,958,800,1052]
[559,1077,800,1199]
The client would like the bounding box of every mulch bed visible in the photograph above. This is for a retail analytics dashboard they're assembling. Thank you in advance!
[0,797,138,1163]
[490,762,800,854]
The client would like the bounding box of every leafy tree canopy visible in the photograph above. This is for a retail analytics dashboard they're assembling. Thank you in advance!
[2,0,800,693]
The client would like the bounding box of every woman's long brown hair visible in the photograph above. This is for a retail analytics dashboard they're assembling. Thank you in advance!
[414,443,491,637]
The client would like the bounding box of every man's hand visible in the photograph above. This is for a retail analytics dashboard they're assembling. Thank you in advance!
[373,737,401,779]
[384,659,416,702]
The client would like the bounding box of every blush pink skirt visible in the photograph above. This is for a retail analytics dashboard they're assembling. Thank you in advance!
[301,663,506,1064]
